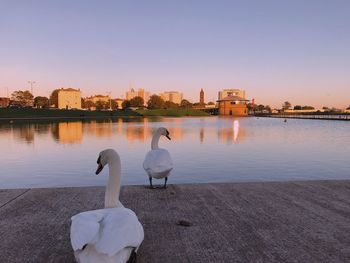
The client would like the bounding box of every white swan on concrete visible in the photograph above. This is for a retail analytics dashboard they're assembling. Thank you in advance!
[70,149,144,263]
[143,127,173,188]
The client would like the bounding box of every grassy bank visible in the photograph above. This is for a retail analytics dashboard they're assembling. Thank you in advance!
[0,108,141,119]
[136,108,210,117]
[0,108,210,120]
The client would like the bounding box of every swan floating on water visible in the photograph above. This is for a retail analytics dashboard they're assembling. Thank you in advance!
[70,149,144,263]
[143,127,173,189]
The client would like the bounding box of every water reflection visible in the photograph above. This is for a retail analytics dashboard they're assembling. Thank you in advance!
[57,122,83,144]
[14,124,35,144]
[0,118,245,145]
[217,119,244,144]
[1,117,350,189]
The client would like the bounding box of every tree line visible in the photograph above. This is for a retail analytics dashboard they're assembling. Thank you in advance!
[122,95,193,109]
[7,90,213,110]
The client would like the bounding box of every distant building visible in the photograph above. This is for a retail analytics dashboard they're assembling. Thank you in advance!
[85,95,110,104]
[200,89,205,104]
[56,88,81,109]
[0,97,10,108]
[218,89,246,100]
[160,91,183,104]
[217,95,249,116]
[126,88,150,105]
[125,88,137,100]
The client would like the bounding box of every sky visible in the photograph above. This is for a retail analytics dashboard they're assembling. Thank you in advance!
[1,0,350,108]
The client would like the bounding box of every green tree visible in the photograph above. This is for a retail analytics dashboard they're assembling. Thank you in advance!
[302,105,315,110]
[207,101,215,105]
[110,100,117,110]
[294,105,302,110]
[50,89,59,108]
[257,104,265,112]
[11,90,34,107]
[282,101,291,111]
[180,99,192,108]
[264,105,271,113]
[81,98,85,109]
[129,96,144,107]
[95,100,109,110]
[84,100,95,110]
[122,100,131,109]
[164,101,179,109]
[34,96,49,108]
[147,95,165,109]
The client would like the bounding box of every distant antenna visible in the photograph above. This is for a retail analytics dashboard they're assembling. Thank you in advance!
[28,80,36,95]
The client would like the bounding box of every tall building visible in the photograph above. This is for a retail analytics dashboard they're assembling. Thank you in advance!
[56,88,81,109]
[125,88,137,100]
[200,89,204,104]
[218,89,246,100]
[160,91,183,104]
[125,88,150,105]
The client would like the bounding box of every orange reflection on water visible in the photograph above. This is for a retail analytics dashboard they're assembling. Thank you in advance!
[83,120,114,138]
[57,122,83,144]
[125,118,152,142]
[0,117,248,146]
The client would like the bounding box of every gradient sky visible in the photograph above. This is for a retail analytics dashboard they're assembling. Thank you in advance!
[1,0,350,108]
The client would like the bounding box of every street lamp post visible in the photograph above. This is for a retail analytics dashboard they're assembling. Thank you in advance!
[28,81,36,107]
[28,81,36,95]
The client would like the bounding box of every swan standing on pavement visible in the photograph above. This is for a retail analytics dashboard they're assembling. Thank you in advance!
[143,127,173,189]
[70,149,144,263]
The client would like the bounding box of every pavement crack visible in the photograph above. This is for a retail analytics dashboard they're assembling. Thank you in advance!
[0,189,31,209]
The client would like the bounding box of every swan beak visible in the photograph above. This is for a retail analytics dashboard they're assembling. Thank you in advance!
[95,155,104,175]
[95,163,104,175]
[166,134,171,140]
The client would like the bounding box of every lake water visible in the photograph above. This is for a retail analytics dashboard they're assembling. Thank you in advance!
[0,117,349,189]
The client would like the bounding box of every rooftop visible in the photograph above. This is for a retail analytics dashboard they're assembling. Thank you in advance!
[217,95,249,102]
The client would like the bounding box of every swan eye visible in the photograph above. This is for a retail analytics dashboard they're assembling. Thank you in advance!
[97,156,101,164]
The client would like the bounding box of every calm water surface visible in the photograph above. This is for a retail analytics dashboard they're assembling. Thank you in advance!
[0,117,349,189]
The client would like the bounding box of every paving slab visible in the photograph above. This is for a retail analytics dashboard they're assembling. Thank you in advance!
[0,180,349,263]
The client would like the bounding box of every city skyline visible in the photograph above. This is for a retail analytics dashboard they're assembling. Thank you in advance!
[1,1,350,108]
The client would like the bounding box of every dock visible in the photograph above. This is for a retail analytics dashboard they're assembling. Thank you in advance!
[1,180,349,263]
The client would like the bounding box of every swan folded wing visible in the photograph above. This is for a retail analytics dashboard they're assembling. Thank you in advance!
[94,208,144,257]
[143,149,173,173]
[70,210,105,251]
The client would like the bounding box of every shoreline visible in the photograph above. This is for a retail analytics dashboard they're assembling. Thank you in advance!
[0,108,210,121]
[257,114,350,121]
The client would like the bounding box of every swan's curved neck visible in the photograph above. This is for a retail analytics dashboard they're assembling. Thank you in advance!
[104,155,122,208]
[151,130,162,150]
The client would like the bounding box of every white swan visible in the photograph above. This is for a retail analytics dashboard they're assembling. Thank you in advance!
[70,149,144,263]
[143,127,173,189]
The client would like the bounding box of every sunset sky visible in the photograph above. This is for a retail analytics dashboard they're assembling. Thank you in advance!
[1,0,349,108]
